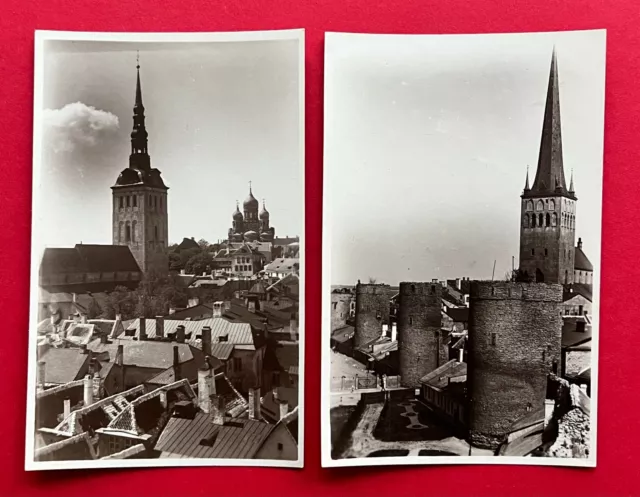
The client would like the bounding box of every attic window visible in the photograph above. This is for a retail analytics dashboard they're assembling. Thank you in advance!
[277,442,284,451]
[125,328,136,337]
[219,335,228,342]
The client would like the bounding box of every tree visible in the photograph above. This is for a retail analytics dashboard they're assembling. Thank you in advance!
[197,238,210,250]
[86,297,102,319]
[185,251,214,276]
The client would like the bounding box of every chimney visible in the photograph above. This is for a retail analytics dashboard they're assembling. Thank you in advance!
[83,374,94,406]
[115,313,122,322]
[248,386,262,421]
[37,361,46,390]
[176,325,186,344]
[115,344,124,367]
[201,326,212,358]
[93,371,102,400]
[72,293,77,303]
[248,299,256,313]
[198,366,213,413]
[578,238,583,250]
[139,318,147,341]
[173,345,181,381]
[224,301,231,311]
[188,297,200,308]
[80,314,87,324]
[180,269,186,275]
[391,323,398,342]
[544,399,555,429]
[279,400,289,421]
[159,390,168,409]
[458,347,464,363]
[211,394,225,425]
[212,302,223,318]
[455,278,461,290]
[169,308,176,315]
[273,386,279,401]
[49,313,56,326]
[156,316,165,338]
[100,333,108,344]
[63,398,71,419]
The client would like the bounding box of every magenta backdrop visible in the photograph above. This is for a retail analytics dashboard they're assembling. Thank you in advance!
[0,0,638,495]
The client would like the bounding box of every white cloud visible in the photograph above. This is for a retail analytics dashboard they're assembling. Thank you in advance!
[43,102,119,153]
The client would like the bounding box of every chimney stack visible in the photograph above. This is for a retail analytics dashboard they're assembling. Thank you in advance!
[211,394,225,425]
[180,269,186,275]
[173,345,181,381]
[115,313,122,322]
[248,300,256,313]
[139,318,147,341]
[37,361,46,390]
[224,301,231,311]
[279,400,289,421]
[248,386,262,421]
[212,302,223,318]
[72,293,77,303]
[63,398,71,419]
[169,308,176,315]
[578,238,583,250]
[100,333,108,344]
[198,366,213,413]
[83,374,94,406]
[156,316,164,338]
[202,326,212,358]
[176,325,186,344]
[115,344,124,367]
[391,323,397,342]
[80,314,87,324]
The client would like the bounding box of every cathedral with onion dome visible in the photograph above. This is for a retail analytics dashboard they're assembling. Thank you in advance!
[228,183,276,243]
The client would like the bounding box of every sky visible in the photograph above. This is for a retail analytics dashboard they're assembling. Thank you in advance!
[35,37,302,249]
[325,30,606,286]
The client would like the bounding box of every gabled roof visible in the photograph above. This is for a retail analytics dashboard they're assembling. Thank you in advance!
[38,348,91,385]
[574,246,593,271]
[563,283,593,303]
[122,318,254,348]
[87,340,203,370]
[176,237,200,252]
[40,245,142,277]
[155,413,272,459]
[420,360,467,390]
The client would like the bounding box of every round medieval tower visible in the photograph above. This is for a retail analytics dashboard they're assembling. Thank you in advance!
[397,282,444,388]
[467,281,563,449]
[354,283,390,349]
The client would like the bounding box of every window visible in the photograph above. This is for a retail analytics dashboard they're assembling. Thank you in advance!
[531,215,536,227]
[125,222,131,243]
[119,197,124,209]
[332,302,337,310]
[538,213,543,226]
[536,200,544,211]
[526,403,533,412]
[544,248,548,257]
[149,196,152,207]
[552,213,558,226]
[411,284,416,293]
[526,200,534,211]
[549,199,555,210]
[491,333,497,346]
[531,248,535,256]
[133,196,137,208]
[233,357,242,370]
[409,317,413,325]
[248,265,252,272]
[523,214,529,228]
[277,442,283,451]
[159,197,162,211]
[132,220,137,243]
[546,213,551,227]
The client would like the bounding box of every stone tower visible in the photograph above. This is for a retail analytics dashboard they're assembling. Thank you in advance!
[397,282,446,388]
[112,58,169,275]
[467,281,563,449]
[354,283,390,349]
[519,50,576,284]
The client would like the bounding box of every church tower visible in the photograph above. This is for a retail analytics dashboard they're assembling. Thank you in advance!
[111,56,169,275]
[519,50,576,284]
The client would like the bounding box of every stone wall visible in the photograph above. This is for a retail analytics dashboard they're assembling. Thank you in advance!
[467,281,563,449]
[397,282,445,388]
[354,284,390,349]
[331,293,353,331]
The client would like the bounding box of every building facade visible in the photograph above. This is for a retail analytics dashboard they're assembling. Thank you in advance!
[519,51,576,285]
[353,283,390,349]
[112,61,169,275]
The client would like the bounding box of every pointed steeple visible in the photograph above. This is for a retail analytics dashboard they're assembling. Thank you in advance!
[524,166,530,192]
[569,168,575,193]
[528,48,572,198]
[130,51,150,169]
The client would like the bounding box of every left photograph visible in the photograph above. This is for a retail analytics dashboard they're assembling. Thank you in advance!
[26,29,304,470]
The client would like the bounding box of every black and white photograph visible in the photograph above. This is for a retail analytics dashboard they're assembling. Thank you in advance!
[322,30,604,467]
[27,29,304,470]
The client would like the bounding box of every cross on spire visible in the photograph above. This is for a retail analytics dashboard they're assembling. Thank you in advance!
[249,180,252,193]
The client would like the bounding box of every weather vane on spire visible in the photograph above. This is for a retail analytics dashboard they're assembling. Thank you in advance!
[136,50,140,69]
[249,180,252,192]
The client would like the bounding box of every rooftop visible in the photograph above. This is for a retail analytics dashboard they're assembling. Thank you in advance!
[38,348,91,385]
[420,360,468,390]
[40,244,141,277]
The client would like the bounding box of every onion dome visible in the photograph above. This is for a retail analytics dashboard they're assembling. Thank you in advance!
[233,202,243,221]
[259,200,270,220]
[243,185,259,210]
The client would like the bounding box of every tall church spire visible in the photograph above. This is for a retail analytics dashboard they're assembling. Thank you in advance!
[524,165,530,192]
[130,52,150,169]
[569,168,575,193]
[528,48,572,198]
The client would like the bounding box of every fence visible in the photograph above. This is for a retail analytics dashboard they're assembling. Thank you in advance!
[330,374,404,392]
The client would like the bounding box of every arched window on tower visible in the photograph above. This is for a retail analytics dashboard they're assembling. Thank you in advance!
[532,215,536,227]
[552,213,558,227]
[526,200,533,211]
[411,284,415,293]
[132,220,137,243]
[523,214,529,228]
[538,213,543,227]
[125,222,131,243]
[536,200,544,211]
[549,199,555,210]
[564,270,568,284]
[119,222,124,243]
[155,225,159,241]
[545,213,551,227]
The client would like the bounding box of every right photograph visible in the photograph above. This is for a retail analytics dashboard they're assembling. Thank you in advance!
[322,30,605,467]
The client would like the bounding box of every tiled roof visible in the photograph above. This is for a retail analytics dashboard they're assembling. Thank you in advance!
[209,343,235,361]
[331,325,355,344]
[221,299,288,331]
[272,237,299,246]
[264,258,299,274]
[445,307,469,323]
[34,432,97,461]
[156,413,272,459]
[420,360,467,389]
[40,245,141,277]
[167,303,214,320]
[563,283,593,303]
[39,348,90,385]
[87,340,203,370]
[122,318,254,347]
[266,273,300,298]
[574,246,593,271]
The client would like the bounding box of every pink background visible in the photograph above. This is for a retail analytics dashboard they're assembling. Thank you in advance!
[0,0,637,495]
